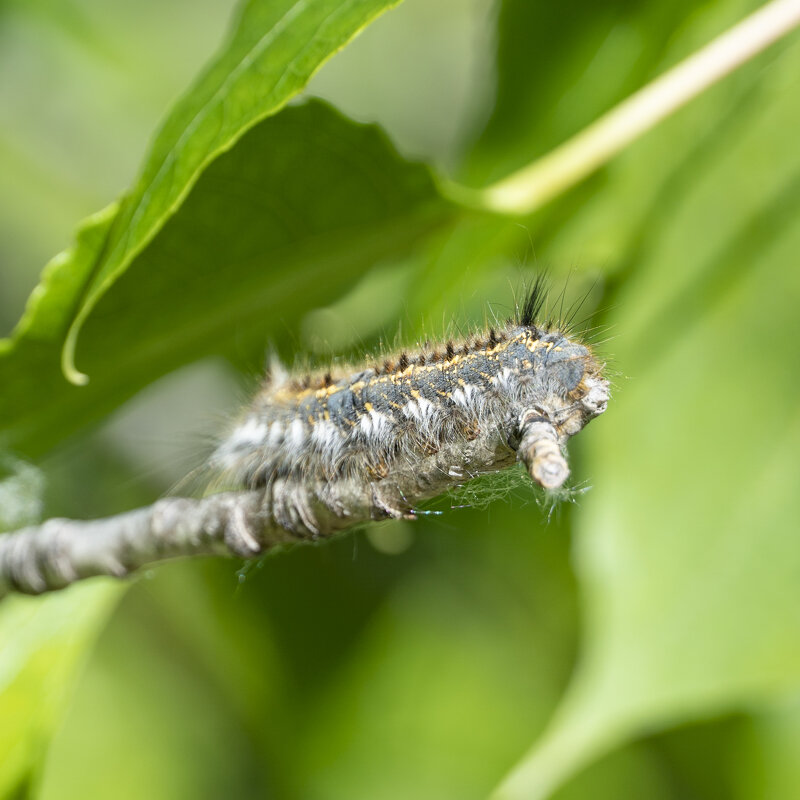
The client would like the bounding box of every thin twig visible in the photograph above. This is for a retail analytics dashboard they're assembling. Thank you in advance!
[0,492,261,597]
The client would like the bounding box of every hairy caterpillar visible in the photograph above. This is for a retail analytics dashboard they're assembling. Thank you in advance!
[208,283,610,547]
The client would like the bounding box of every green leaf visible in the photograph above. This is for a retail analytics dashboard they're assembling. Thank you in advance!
[6,0,406,355]
[59,0,406,382]
[0,0,419,457]
[0,100,447,457]
[493,22,800,800]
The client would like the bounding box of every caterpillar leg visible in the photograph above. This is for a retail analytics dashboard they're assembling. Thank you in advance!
[517,411,570,490]
[371,484,416,521]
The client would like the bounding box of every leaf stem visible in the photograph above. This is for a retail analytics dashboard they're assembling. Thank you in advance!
[442,0,800,217]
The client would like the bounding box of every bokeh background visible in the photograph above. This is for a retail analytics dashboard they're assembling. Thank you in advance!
[1,0,800,798]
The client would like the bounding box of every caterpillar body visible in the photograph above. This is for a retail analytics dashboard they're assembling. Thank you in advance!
[208,285,610,545]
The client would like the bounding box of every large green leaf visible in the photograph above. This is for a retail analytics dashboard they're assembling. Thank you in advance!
[0,0,437,457]
[5,0,406,375]
[493,20,800,800]
[0,100,447,457]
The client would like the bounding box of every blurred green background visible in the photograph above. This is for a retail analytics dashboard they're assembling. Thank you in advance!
[1,0,799,798]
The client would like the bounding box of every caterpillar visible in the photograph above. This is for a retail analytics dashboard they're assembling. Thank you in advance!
[208,282,610,545]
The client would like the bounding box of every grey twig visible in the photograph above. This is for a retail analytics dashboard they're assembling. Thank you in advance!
[0,492,265,597]
[0,389,607,598]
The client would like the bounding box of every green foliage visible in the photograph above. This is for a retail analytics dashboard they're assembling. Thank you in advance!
[1,0,800,798]
[0,101,444,456]
[0,461,119,797]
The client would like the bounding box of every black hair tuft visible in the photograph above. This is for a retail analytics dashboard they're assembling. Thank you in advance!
[518,274,549,328]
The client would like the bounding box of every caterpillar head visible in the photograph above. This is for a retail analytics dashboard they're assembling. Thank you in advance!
[509,327,609,442]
